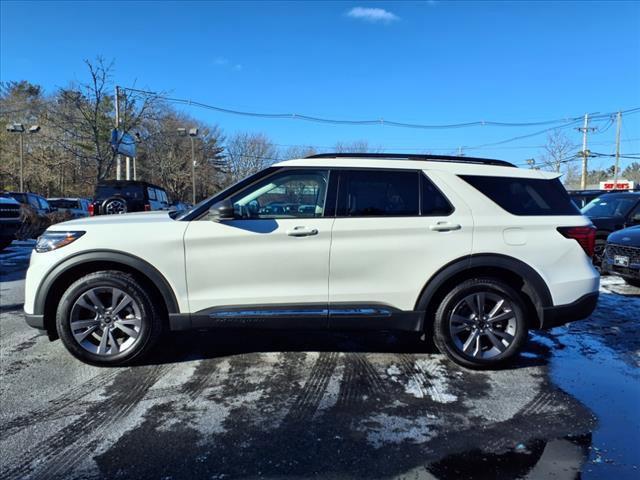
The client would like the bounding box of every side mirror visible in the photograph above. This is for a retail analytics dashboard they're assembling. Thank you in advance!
[208,200,235,222]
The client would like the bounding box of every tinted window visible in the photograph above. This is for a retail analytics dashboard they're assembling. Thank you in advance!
[96,185,143,199]
[338,170,419,217]
[421,174,454,216]
[9,193,28,204]
[49,199,80,209]
[581,196,639,218]
[460,175,580,216]
[229,169,328,219]
[147,187,157,200]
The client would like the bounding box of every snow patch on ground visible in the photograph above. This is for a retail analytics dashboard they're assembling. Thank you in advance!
[386,358,457,403]
[358,413,439,448]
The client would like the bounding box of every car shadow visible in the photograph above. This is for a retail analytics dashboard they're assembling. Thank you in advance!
[139,328,550,370]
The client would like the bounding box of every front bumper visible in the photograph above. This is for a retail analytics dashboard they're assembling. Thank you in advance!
[540,292,599,329]
[25,313,45,330]
[601,243,640,281]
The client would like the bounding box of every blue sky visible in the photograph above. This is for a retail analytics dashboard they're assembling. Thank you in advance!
[1,0,639,170]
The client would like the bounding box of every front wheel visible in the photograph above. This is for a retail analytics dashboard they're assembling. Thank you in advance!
[624,278,640,288]
[56,271,163,366]
[433,278,529,369]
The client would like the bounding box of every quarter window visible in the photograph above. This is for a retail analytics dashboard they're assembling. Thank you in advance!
[229,169,329,219]
[421,174,454,216]
[337,170,419,217]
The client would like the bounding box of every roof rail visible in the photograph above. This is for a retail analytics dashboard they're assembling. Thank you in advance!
[305,152,516,167]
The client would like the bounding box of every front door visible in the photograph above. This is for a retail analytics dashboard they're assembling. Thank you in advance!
[184,168,333,327]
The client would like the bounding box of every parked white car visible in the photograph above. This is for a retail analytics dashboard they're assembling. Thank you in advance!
[24,154,599,368]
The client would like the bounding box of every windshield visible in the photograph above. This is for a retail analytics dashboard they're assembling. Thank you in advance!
[581,196,638,217]
[49,199,80,209]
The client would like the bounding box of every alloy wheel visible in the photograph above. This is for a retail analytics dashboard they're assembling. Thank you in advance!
[448,291,517,359]
[104,199,127,215]
[69,287,142,356]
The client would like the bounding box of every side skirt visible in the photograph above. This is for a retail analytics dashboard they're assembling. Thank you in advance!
[169,304,424,332]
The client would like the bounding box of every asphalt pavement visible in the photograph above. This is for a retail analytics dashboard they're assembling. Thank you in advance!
[1,241,638,480]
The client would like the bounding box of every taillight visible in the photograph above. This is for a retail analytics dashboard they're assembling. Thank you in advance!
[144,204,151,211]
[557,226,597,257]
[88,203,95,216]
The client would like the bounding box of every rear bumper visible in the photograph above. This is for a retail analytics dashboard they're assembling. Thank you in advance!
[540,291,599,329]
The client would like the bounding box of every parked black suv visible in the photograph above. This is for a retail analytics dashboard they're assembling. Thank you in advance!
[89,181,170,216]
[0,193,22,250]
[581,192,640,265]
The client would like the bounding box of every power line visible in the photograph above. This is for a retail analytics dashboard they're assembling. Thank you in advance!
[121,86,640,132]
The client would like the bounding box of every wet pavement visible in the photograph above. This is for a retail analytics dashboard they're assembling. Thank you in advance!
[1,241,638,479]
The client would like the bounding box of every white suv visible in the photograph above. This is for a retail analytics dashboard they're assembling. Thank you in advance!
[24,154,599,368]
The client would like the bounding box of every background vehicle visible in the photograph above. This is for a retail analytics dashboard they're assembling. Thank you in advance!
[48,198,91,218]
[601,226,640,287]
[8,192,52,215]
[0,193,22,250]
[169,201,192,212]
[89,180,170,216]
[568,187,640,209]
[581,192,640,265]
[24,154,599,369]
[8,191,52,238]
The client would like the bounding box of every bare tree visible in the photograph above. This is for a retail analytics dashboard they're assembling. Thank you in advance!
[225,132,278,183]
[540,130,577,173]
[334,140,383,153]
[49,57,161,182]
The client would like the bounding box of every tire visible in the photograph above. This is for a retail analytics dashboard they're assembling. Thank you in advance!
[624,278,640,288]
[56,270,163,366]
[432,278,529,369]
[593,238,606,268]
[102,197,128,215]
[0,238,13,251]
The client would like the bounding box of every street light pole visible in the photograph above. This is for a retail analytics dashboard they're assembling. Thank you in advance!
[6,123,39,191]
[191,136,196,204]
[19,131,24,191]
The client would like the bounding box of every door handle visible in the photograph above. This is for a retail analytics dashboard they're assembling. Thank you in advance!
[429,222,462,232]
[287,226,319,237]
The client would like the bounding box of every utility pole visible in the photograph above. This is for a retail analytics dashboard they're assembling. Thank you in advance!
[577,113,596,190]
[191,136,196,204]
[613,111,622,187]
[115,86,121,181]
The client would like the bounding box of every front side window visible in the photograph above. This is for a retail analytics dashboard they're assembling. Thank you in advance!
[229,169,329,219]
[337,170,419,217]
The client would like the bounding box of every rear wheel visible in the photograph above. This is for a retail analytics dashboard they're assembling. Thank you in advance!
[56,271,163,366]
[433,278,529,369]
[102,197,128,215]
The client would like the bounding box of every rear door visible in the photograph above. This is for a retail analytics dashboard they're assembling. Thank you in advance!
[328,168,473,323]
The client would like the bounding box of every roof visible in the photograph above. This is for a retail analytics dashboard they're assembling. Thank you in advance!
[273,153,560,180]
[306,152,515,167]
[97,180,165,190]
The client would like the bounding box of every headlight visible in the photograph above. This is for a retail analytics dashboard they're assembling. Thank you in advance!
[35,231,85,253]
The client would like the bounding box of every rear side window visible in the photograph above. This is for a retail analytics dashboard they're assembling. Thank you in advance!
[460,175,580,216]
[147,187,157,200]
[337,170,419,217]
